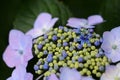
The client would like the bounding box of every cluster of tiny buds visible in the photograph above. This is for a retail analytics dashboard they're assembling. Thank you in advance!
[33,26,110,78]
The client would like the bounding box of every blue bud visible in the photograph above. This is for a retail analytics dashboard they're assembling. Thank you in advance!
[96,53,101,58]
[60,36,65,40]
[46,54,53,62]
[74,38,78,42]
[87,43,91,47]
[78,57,84,62]
[43,63,49,70]
[89,29,94,33]
[43,50,48,55]
[100,38,103,43]
[54,64,58,70]
[37,44,43,50]
[59,26,64,30]
[59,56,65,60]
[73,29,80,34]
[57,43,62,47]
[62,51,67,58]
[77,44,82,50]
[37,61,41,65]
[69,47,74,51]
[64,27,68,32]
[52,35,58,41]
[99,66,104,71]
[63,42,68,46]
[88,33,92,38]
[34,65,39,71]
[94,41,100,46]
[44,35,48,39]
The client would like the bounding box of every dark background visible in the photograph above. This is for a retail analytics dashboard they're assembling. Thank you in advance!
[0,0,120,79]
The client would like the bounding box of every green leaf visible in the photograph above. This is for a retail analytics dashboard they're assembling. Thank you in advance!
[13,0,72,33]
[96,0,120,35]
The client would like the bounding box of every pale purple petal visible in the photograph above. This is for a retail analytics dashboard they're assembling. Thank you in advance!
[101,31,113,53]
[7,66,26,80]
[26,13,58,38]
[24,73,33,80]
[3,46,21,68]
[23,40,33,62]
[88,15,104,25]
[48,74,59,80]
[9,29,24,49]
[111,26,120,39]
[47,18,58,29]
[86,25,95,28]
[26,28,43,38]
[100,65,119,80]
[67,18,87,28]
[107,50,120,62]
[60,67,81,80]
[81,76,94,80]
[7,65,33,80]
[34,13,52,28]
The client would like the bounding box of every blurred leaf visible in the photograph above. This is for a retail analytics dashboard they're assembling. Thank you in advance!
[14,0,72,33]
[96,0,120,34]
[63,0,102,17]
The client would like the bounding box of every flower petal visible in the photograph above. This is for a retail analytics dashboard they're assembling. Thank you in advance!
[81,76,94,80]
[111,26,120,39]
[23,40,33,62]
[3,46,21,68]
[26,13,58,38]
[24,73,33,80]
[101,31,113,53]
[100,65,119,80]
[48,74,59,80]
[9,29,24,49]
[34,13,52,28]
[60,67,81,80]
[26,28,43,38]
[67,18,87,28]
[88,15,104,25]
[47,18,58,29]
[7,65,33,80]
[7,65,26,80]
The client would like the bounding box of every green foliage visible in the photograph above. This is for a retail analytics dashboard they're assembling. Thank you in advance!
[13,0,72,33]
[96,0,120,34]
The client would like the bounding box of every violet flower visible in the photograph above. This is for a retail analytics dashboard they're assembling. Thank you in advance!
[67,15,104,28]
[3,29,33,68]
[101,26,120,63]
[26,13,58,38]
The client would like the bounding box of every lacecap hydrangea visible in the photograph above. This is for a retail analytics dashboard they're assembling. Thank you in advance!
[5,12,120,80]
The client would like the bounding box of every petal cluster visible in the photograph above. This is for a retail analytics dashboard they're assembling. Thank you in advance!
[26,13,58,38]
[3,29,33,68]
[67,15,104,28]
[101,26,120,62]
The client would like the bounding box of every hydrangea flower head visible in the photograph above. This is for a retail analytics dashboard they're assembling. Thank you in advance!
[3,29,33,68]
[26,12,58,38]
[67,15,104,28]
[101,26,120,62]
[100,63,120,80]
